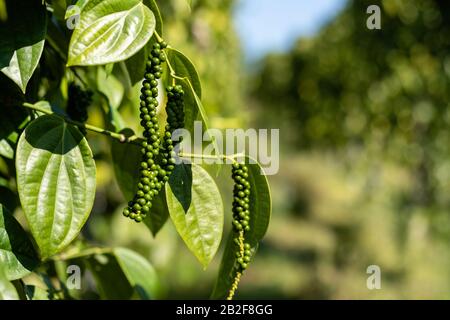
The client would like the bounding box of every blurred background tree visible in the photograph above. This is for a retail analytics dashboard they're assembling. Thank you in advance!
[249,0,450,298]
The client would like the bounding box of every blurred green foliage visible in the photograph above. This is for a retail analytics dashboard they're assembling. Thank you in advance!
[248,0,450,298]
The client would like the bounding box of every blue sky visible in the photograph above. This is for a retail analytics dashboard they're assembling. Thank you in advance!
[234,0,347,61]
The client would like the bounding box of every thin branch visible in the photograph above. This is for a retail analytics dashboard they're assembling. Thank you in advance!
[22,103,144,145]
[52,247,113,261]
[165,56,185,83]
[178,152,238,163]
[154,30,164,43]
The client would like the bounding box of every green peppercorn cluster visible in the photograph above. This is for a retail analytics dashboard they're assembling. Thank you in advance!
[234,242,252,271]
[231,162,252,271]
[67,82,93,123]
[160,85,185,176]
[165,85,185,129]
[123,41,168,222]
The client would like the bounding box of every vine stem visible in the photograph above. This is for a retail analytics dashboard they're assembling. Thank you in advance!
[52,247,113,261]
[154,30,164,43]
[166,58,185,84]
[178,152,241,164]
[153,31,179,87]
[22,103,144,145]
[163,47,187,84]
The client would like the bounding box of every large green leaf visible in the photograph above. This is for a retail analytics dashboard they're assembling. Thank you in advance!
[165,51,218,166]
[85,253,133,299]
[143,187,169,237]
[113,247,159,299]
[124,0,163,85]
[186,81,210,137]
[0,204,38,280]
[16,115,96,259]
[165,49,206,135]
[211,157,272,299]
[182,79,221,175]
[0,266,18,300]
[166,48,202,98]
[166,163,223,268]
[2,45,46,94]
[240,159,271,244]
[67,0,156,66]
[85,247,159,299]
[0,0,47,93]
